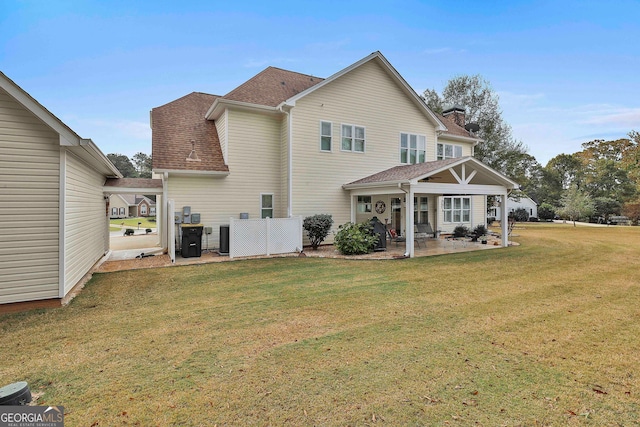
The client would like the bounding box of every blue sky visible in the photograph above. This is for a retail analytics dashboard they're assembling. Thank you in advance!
[2,0,639,165]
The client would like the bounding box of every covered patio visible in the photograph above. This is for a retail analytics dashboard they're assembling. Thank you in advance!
[343,157,519,258]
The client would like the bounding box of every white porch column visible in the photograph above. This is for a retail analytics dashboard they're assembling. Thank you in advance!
[350,195,356,223]
[406,185,415,257]
[501,192,509,247]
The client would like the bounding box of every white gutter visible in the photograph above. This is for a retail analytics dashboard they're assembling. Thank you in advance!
[153,169,230,177]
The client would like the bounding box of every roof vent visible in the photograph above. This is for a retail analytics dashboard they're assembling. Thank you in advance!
[186,140,201,162]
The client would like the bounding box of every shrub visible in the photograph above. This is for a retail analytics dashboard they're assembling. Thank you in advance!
[453,225,470,238]
[472,224,487,239]
[528,217,539,222]
[512,208,530,222]
[487,217,496,225]
[334,222,378,255]
[537,203,555,220]
[303,214,334,250]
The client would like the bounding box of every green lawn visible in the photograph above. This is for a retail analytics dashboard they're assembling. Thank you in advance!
[1,224,639,425]
[110,216,156,229]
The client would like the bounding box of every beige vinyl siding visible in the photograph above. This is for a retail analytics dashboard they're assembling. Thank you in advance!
[216,109,228,164]
[0,88,60,304]
[167,109,282,248]
[437,136,474,157]
[435,195,487,234]
[279,112,289,216]
[289,59,441,230]
[63,151,109,295]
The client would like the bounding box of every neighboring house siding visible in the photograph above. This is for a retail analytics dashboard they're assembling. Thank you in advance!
[109,194,129,218]
[64,151,108,296]
[0,88,60,304]
[290,59,440,228]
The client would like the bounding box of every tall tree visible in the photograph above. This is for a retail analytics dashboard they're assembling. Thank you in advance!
[107,153,137,177]
[423,74,529,175]
[132,152,153,178]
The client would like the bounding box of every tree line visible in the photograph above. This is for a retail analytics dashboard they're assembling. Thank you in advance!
[107,152,152,179]
[424,75,640,225]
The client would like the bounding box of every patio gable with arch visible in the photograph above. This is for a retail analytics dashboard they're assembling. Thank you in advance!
[343,157,519,257]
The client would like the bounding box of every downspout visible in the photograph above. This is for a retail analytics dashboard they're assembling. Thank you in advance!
[162,172,168,250]
[279,105,293,218]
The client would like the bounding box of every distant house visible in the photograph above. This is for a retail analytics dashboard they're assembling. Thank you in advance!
[0,72,122,310]
[109,194,156,218]
[151,51,518,257]
[489,194,538,219]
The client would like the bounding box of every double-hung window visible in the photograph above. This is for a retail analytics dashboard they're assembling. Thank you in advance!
[342,124,365,152]
[443,196,470,223]
[261,194,273,218]
[357,196,372,213]
[401,133,426,164]
[437,143,463,160]
[320,121,332,151]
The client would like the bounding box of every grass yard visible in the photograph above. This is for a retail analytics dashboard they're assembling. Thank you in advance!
[110,217,157,229]
[1,223,639,425]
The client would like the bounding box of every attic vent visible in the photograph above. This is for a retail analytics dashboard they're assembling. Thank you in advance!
[186,140,201,162]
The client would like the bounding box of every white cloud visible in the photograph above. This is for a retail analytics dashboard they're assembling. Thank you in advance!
[581,107,640,127]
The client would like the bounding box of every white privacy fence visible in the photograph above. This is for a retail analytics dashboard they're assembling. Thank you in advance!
[229,216,303,258]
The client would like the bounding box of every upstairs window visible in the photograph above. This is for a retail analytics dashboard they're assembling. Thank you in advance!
[320,121,332,151]
[400,133,426,164]
[342,124,365,153]
[437,143,463,160]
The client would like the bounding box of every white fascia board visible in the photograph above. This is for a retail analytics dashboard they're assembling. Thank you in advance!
[283,51,447,132]
[205,98,279,120]
[153,169,230,177]
[413,182,509,195]
[104,186,164,195]
[83,139,123,177]
[342,179,409,191]
[0,71,81,146]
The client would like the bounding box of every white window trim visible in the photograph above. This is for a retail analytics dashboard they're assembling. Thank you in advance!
[320,120,332,152]
[442,196,471,224]
[437,143,463,160]
[400,132,426,164]
[260,193,274,219]
[341,123,366,153]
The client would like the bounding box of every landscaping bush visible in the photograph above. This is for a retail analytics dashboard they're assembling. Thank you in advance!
[334,222,378,255]
[528,217,539,222]
[303,214,334,250]
[472,224,487,239]
[487,217,496,225]
[453,225,470,238]
[512,207,530,222]
[537,203,555,221]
